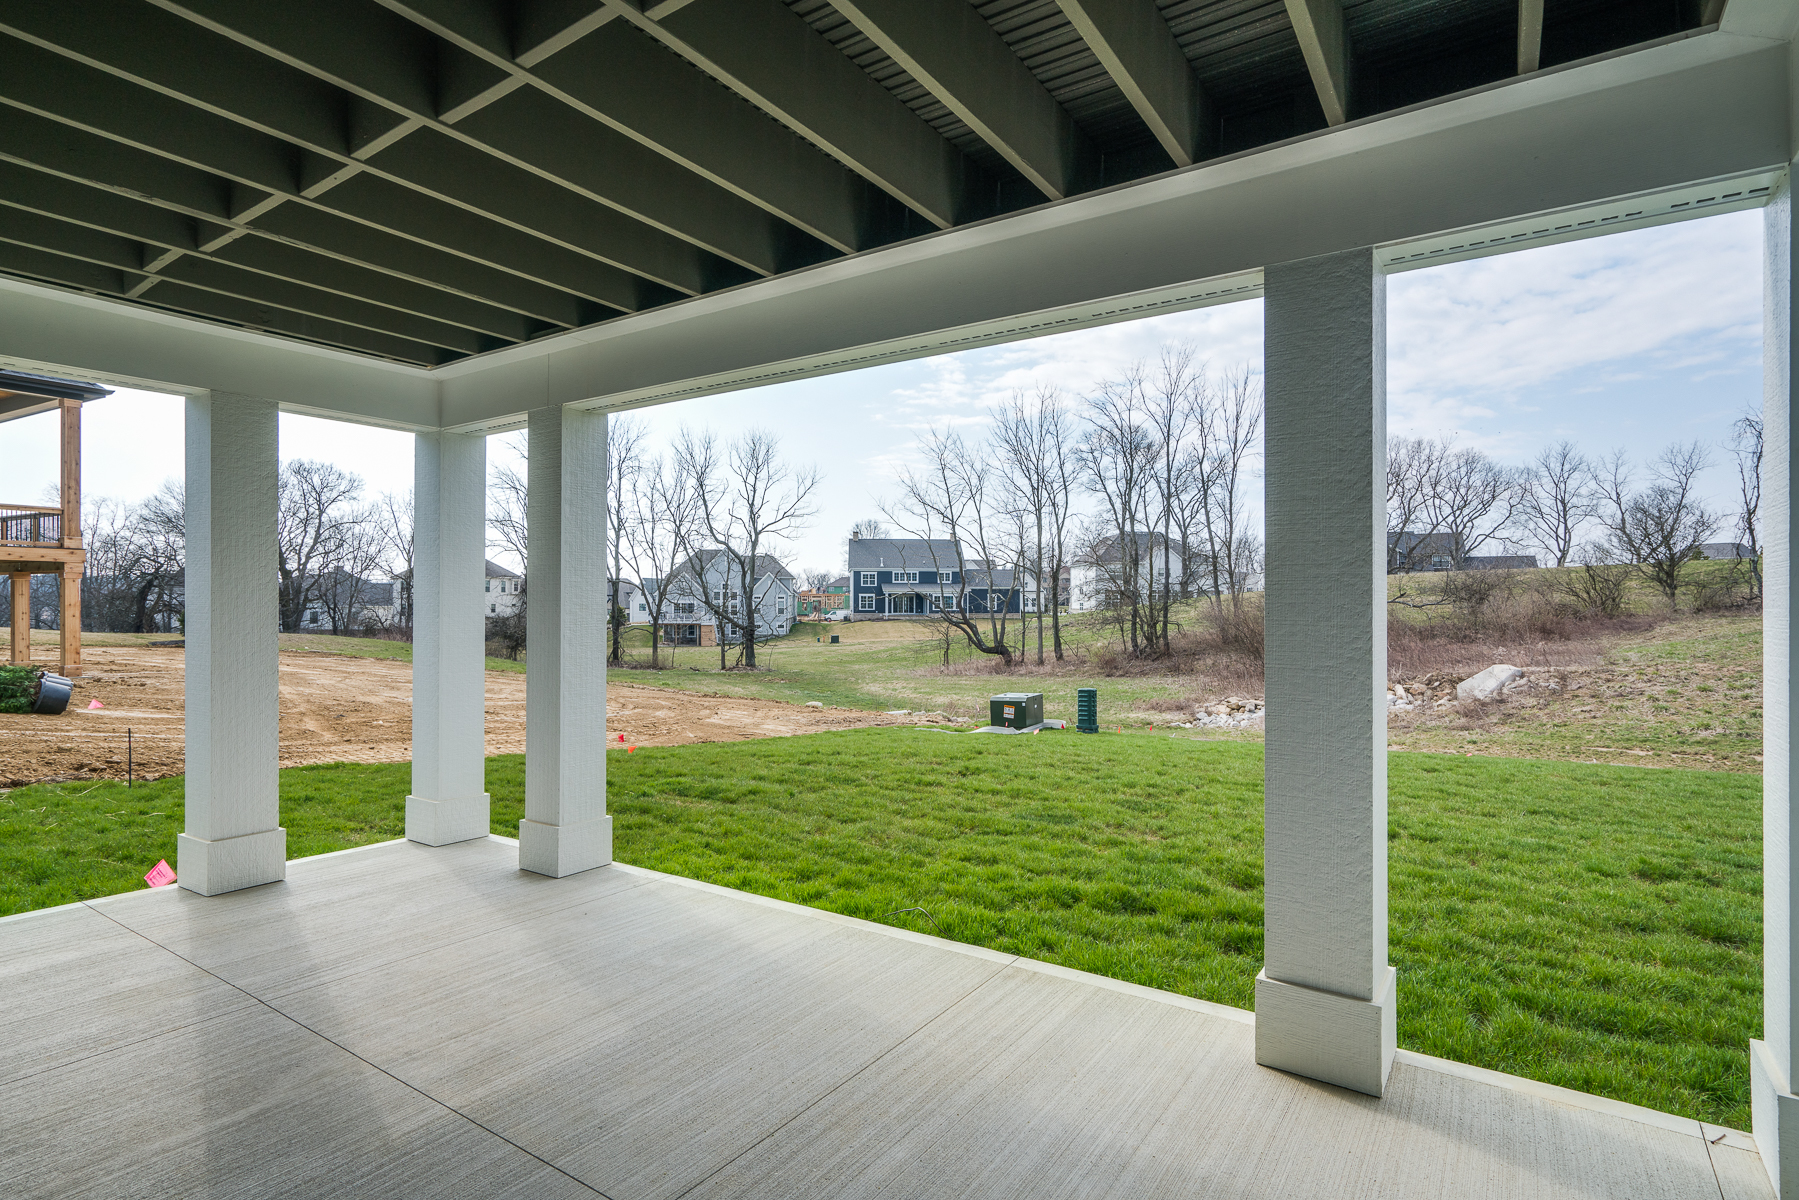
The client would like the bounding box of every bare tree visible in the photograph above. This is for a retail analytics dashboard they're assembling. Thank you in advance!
[276,460,368,633]
[487,435,529,571]
[621,453,699,668]
[850,517,891,542]
[994,383,1084,665]
[1194,366,1263,609]
[887,427,1022,667]
[607,416,647,665]
[1386,436,1447,572]
[1596,442,1721,607]
[1516,441,1599,567]
[801,567,835,593]
[315,519,387,635]
[1730,412,1764,596]
[1076,365,1166,657]
[373,489,414,633]
[676,428,819,669]
[1386,437,1522,570]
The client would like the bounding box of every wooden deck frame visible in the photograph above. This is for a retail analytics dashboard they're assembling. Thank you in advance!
[1,384,97,676]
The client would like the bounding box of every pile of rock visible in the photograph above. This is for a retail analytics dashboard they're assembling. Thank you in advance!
[1176,695,1264,730]
[1388,665,1565,714]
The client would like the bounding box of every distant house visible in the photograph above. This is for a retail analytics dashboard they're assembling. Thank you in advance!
[1388,531,1461,572]
[1697,542,1758,560]
[1389,532,1536,572]
[659,550,797,644]
[846,535,1034,619]
[299,570,397,631]
[485,560,523,617]
[610,578,648,623]
[1072,531,1189,612]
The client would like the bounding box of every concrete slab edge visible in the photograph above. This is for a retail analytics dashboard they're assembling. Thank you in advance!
[1393,1049,1752,1147]
[1,836,415,927]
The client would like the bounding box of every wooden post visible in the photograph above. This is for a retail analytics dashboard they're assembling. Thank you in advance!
[57,396,82,676]
[8,571,28,665]
[58,564,81,676]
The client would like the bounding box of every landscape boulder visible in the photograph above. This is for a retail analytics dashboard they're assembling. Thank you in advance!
[1457,665,1523,702]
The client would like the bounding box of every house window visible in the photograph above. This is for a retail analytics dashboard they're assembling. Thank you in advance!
[675,602,696,615]
[938,570,954,583]
[777,594,787,615]
[485,580,491,592]
[892,570,919,583]
[859,571,875,586]
[858,594,875,611]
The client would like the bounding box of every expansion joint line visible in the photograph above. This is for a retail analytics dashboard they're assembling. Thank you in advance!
[86,903,615,1200]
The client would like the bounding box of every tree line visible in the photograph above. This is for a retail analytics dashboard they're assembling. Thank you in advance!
[491,421,820,671]
[877,346,1265,667]
[12,462,413,637]
[1387,414,1762,609]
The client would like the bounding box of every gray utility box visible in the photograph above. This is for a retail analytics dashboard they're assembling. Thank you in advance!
[990,692,1043,730]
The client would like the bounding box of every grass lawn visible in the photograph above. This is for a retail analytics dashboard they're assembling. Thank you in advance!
[606,613,1246,729]
[0,729,1760,1128]
[1390,614,1764,771]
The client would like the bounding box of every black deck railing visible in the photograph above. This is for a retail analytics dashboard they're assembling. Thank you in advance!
[0,505,62,546]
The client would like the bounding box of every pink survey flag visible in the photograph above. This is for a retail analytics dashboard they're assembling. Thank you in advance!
[87,699,103,709]
[145,859,176,888]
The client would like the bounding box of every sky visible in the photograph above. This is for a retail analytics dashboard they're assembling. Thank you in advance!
[1,207,1763,578]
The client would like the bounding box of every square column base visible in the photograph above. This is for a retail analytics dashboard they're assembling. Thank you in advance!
[1753,1040,1799,1197]
[518,816,612,878]
[176,827,286,897]
[1255,965,1397,1097]
[406,793,491,847]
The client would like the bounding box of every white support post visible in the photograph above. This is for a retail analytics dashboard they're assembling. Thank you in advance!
[1255,246,1396,1097]
[406,431,491,846]
[1754,173,1798,1199]
[518,404,611,877]
[177,392,284,896]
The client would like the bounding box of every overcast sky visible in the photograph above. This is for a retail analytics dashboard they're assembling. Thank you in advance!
[2,207,1762,578]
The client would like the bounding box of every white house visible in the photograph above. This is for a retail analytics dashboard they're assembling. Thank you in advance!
[1072,531,1190,612]
[484,560,522,618]
[660,550,796,645]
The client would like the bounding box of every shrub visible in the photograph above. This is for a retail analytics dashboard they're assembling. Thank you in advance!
[0,664,37,714]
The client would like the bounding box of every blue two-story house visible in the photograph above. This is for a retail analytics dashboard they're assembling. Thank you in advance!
[845,534,1029,619]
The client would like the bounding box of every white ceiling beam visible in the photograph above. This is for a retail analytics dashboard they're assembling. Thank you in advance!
[1518,0,1543,74]
[830,0,1093,199]
[1285,0,1350,126]
[1056,0,1214,166]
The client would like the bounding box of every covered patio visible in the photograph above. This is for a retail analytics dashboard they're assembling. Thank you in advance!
[2,0,1799,1194]
[1,836,1773,1198]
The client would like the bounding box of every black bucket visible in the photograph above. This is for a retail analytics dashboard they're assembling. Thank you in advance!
[32,672,73,715]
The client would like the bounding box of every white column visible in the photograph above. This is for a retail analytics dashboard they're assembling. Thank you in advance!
[1255,246,1396,1097]
[178,392,283,896]
[519,404,611,877]
[1754,173,1798,1198]
[406,431,491,845]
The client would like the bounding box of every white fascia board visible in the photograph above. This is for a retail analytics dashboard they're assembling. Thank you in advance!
[435,27,1791,428]
[0,274,439,431]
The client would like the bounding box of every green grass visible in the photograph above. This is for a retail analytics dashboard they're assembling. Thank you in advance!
[605,611,1227,727]
[0,729,1761,1127]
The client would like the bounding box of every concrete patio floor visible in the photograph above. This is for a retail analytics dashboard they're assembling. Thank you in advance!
[0,836,1776,1199]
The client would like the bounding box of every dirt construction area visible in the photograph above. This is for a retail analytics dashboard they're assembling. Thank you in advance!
[0,645,928,787]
